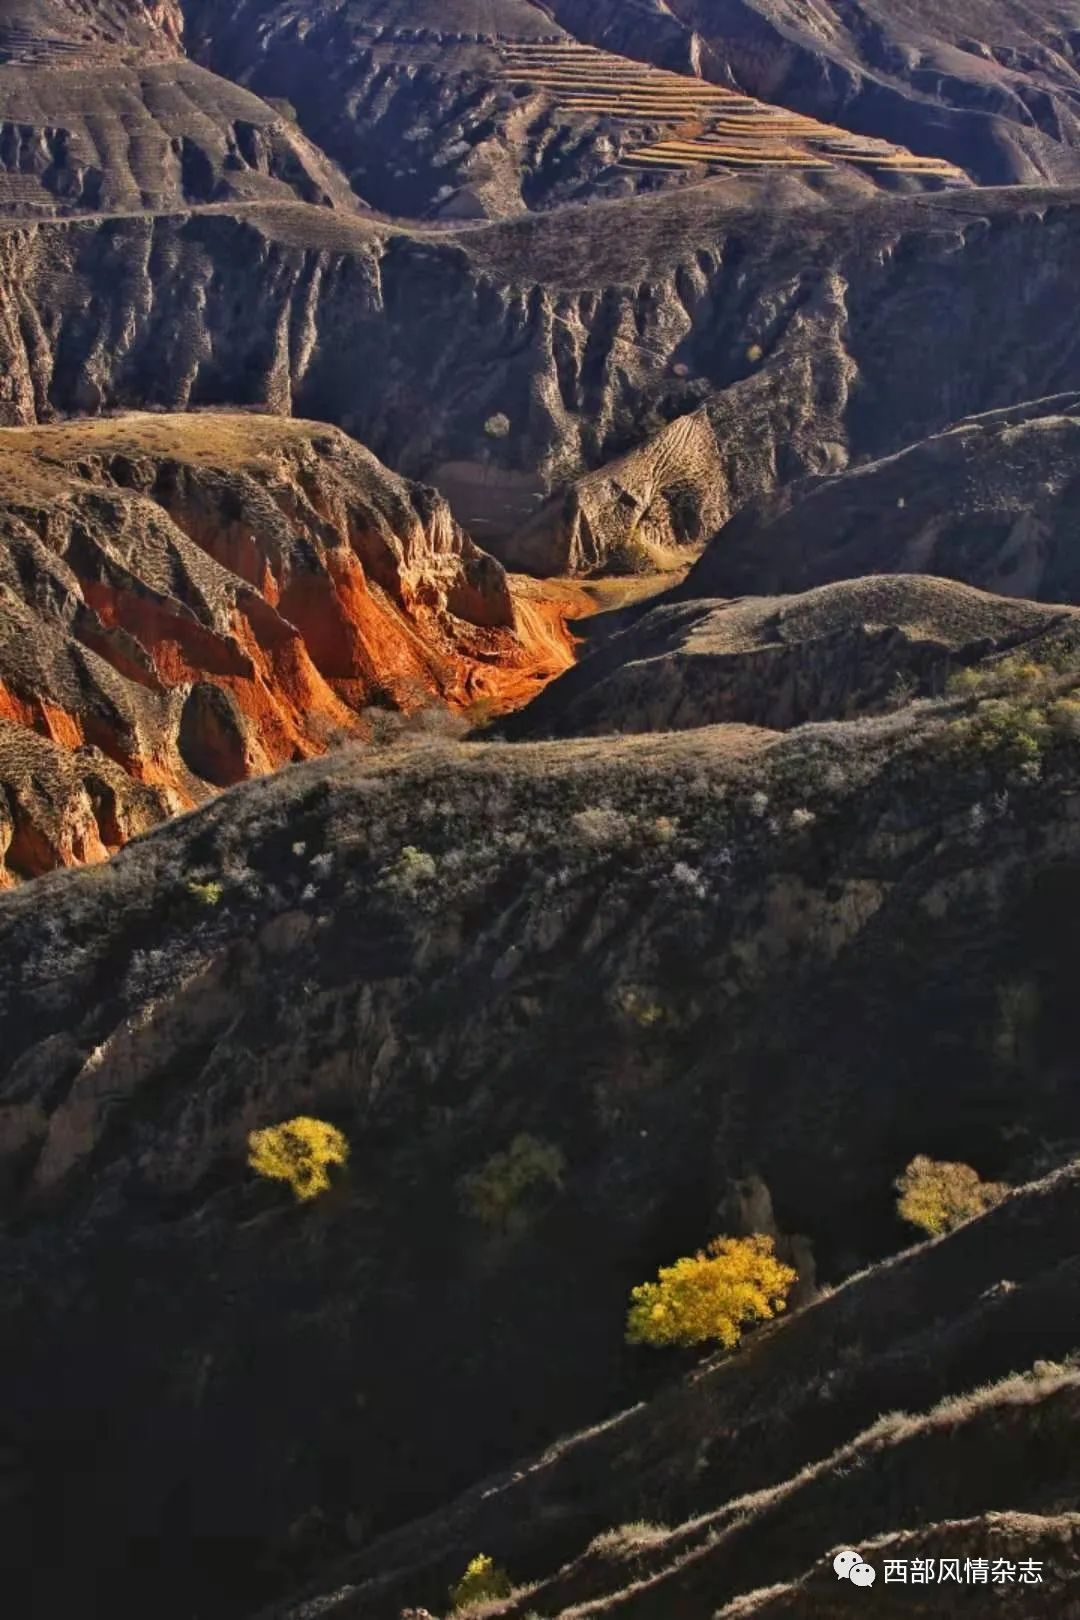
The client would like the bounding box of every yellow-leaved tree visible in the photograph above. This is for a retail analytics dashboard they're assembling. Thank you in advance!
[448,1554,512,1611]
[895,1155,1008,1237]
[247,1117,349,1202]
[626,1233,796,1351]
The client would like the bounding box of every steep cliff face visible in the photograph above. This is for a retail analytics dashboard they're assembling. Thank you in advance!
[686,393,1080,604]
[0,187,1077,572]
[0,412,577,883]
[6,677,1080,1614]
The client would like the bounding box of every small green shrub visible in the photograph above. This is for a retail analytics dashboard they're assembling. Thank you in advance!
[186,879,224,907]
[380,845,438,898]
[945,698,1049,768]
[614,984,665,1028]
[449,1554,512,1611]
[460,1134,565,1231]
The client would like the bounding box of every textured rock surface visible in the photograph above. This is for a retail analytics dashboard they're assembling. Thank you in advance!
[686,393,1080,604]
[0,412,576,882]
[509,575,1080,738]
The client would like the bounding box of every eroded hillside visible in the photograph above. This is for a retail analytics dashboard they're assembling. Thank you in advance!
[547,0,1080,187]
[684,393,1080,603]
[182,2,966,222]
[0,411,582,882]
[508,576,1080,738]
[0,187,1075,571]
[2,4,1080,1619]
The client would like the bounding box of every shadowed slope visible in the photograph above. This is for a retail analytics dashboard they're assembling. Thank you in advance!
[7,682,1080,1613]
[685,394,1080,604]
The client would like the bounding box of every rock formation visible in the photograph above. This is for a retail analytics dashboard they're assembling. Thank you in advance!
[0,187,1074,574]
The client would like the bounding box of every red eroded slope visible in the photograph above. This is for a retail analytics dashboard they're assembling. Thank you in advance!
[0,413,590,883]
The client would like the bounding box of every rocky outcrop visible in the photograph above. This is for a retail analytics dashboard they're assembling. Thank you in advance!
[6,675,1080,1613]
[509,575,1080,738]
[685,394,1080,605]
[0,411,578,882]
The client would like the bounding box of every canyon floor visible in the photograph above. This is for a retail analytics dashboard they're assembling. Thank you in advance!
[2,2,1080,1619]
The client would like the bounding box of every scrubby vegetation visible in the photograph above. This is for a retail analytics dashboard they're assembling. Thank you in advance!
[895,1155,1009,1237]
[626,1234,796,1350]
[459,1135,566,1232]
[942,644,1080,770]
[247,1117,350,1202]
[587,1520,670,1556]
[186,879,224,907]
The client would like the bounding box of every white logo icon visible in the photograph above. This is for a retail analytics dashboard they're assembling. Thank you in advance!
[834,1549,877,1587]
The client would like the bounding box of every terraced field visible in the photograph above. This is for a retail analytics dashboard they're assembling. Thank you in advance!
[499,42,969,184]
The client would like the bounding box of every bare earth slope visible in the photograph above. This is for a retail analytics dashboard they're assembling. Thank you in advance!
[0,58,362,216]
[0,0,362,218]
[0,411,573,883]
[182,2,965,222]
